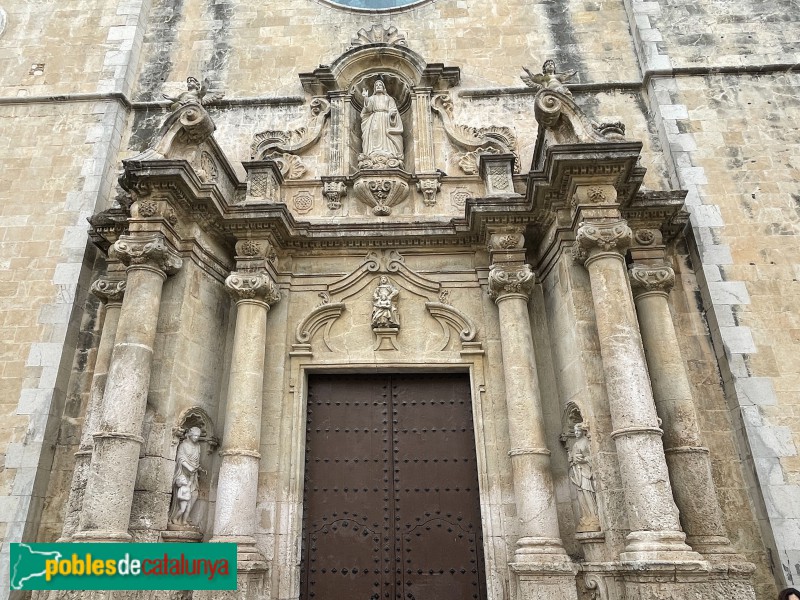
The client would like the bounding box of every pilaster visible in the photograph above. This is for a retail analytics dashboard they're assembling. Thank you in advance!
[328,91,354,176]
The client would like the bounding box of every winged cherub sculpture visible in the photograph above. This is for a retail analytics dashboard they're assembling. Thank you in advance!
[521,60,577,97]
[163,76,225,112]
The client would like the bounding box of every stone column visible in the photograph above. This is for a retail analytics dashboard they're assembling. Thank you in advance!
[629,260,736,558]
[211,243,280,569]
[74,233,182,541]
[59,276,126,541]
[488,232,572,572]
[574,220,701,562]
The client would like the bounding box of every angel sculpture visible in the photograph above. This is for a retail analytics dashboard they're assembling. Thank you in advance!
[521,60,577,97]
[163,76,224,112]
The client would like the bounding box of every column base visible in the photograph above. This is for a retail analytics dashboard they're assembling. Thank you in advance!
[210,535,268,572]
[620,530,704,564]
[513,536,571,564]
[71,529,133,542]
[686,534,747,562]
[510,560,579,600]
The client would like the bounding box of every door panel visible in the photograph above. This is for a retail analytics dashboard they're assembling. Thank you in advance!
[302,374,485,600]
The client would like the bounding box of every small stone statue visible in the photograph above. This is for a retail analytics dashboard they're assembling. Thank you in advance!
[371,276,400,329]
[521,60,577,97]
[168,426,205,527]
[568,423,600,532]
[358,80,404,169]
[162,76,224,112]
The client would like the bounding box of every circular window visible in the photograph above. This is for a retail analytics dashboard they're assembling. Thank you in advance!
[320,0,428,11]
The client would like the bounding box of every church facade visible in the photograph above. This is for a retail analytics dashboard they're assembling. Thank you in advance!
[1,1,799,599]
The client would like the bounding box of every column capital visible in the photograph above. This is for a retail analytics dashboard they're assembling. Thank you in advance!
[226,271,281,305]
[629,263,676,296]
[488,264,535,302]
[573,220,632,265]
[110,233,182,277]
[90,277,127,304]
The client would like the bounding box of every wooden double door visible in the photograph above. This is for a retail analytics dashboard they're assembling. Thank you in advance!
[301,373,487,600]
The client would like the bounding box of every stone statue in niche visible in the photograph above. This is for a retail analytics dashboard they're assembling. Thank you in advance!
[371,276,400,329]
[521,60,577,97]
[168,426,205,528]
[568,423,600,532]
[359,80,404,170]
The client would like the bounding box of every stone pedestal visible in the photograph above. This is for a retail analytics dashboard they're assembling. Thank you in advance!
[211,266,280,576]
[574,221,700,564]
[58,276,125,541]
[75,234,181,542]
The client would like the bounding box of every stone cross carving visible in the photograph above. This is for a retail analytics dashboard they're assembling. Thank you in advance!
[371,276,400,329]
[359,80,404,169]
[568,423,600,532]
[169,426,205,528]
[521,60,577,97]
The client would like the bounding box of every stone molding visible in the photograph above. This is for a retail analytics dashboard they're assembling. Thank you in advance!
[90,277,127,304]
[487,264,535,301]
[628,264,676,296]
[573,221,632,265]
[110,233,183,276]
[225,272,281,305]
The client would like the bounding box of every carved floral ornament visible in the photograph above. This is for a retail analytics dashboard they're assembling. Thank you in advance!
[225,272,281,305]
[110,234,183,275]
[487,264,535,300]
[572,221,633,265]
[628,264,676,295]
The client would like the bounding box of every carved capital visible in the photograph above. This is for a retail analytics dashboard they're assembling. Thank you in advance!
[225,272,280,305]
[90,278,126,303]
[110,234,183,276]
[322,179,347,210]
[488,264,535,301]
[573,221,632,265]
[628,264,676,296]
[416,177,441,207]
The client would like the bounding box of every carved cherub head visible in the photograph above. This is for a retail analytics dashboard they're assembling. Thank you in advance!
[542,59,556,74]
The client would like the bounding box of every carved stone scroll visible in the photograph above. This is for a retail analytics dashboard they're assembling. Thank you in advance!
[425,301,481,353]
[250,97,331,164]
[292,302,346,354]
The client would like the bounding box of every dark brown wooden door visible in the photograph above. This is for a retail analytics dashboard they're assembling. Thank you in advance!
[301,373,486,600]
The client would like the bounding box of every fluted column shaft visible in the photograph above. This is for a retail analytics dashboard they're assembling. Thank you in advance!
[76,234,182,541]
[212,269,280,566]
[575,221,699,562]
[488,231,568,565]
[328,91,353,176]
[59,277,126,541]
[629,263,734,556]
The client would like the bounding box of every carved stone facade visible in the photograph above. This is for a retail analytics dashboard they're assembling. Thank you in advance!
[1,2,797,600]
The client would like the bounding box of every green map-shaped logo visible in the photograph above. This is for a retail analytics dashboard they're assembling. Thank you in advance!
[10,543,63,590]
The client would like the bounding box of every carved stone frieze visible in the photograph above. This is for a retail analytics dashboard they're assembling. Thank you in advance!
[225,272,280,305]
[431,93,519,174]
[251,97,331,161]
[110,234,183,275]
[628,264,676,295]
[573,221,633,264]
[90,277,126,303]
[487,264,535,300]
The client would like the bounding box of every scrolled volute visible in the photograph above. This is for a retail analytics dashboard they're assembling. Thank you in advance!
[574,221,632,264]
[225,272,281,305]
[628,264,676,295]
[110,234,183,275]
[488,264,535,300]
[90,277,127,303]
